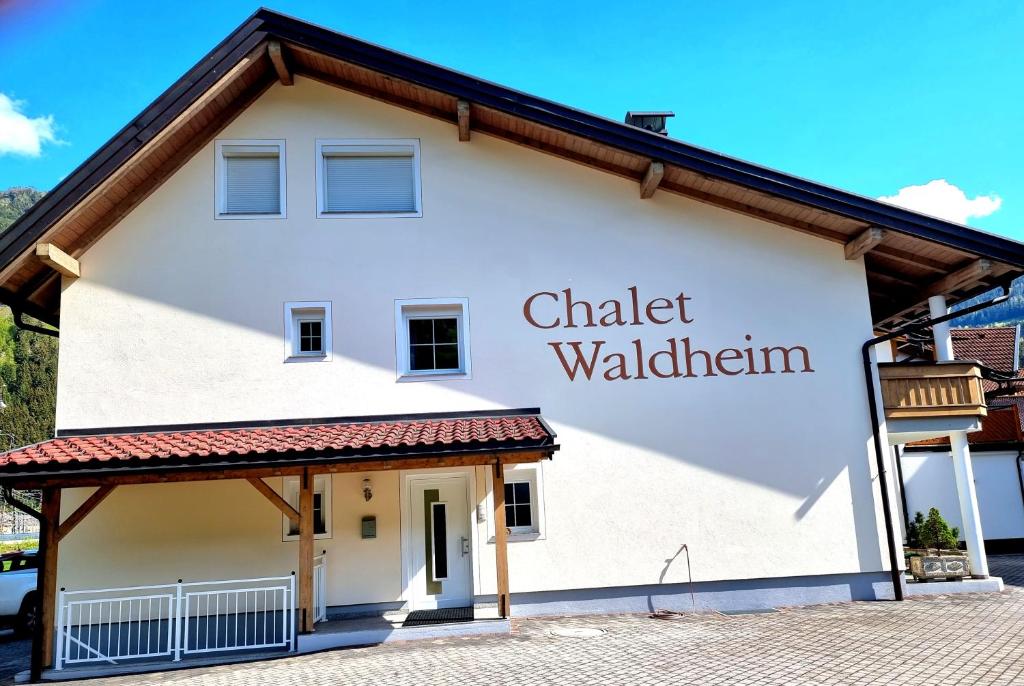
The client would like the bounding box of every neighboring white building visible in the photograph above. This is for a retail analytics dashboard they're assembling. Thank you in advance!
[901,326,1024,554]
[0,9,1022,677]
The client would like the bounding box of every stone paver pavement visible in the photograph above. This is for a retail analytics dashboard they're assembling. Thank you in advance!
[34,555,1023,686]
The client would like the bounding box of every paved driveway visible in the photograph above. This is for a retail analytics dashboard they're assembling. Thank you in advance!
[0,556,1017,686]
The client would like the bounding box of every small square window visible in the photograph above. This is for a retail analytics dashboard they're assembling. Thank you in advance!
[395,299,471,380]
[487,465,544,540]
[215,140,286,219]
[285,302,332,362]
[316,140,422,218]
[504,481,533,529]
[282,475,332,540]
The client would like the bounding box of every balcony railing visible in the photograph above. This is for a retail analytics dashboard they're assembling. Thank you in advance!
[877,361,987,421]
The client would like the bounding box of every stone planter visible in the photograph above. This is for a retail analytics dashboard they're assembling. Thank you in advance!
[909,554,970,581]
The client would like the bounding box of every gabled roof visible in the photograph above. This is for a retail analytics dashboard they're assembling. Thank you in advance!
[951,326,1020,373]
[3,8,1023,329]
[0,409,557,481]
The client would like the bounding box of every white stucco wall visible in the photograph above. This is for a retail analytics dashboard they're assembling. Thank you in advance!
[902,449,1024,541]
[53,77,885,599]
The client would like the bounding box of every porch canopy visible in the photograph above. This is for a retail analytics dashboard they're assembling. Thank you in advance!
[0,408,557,673]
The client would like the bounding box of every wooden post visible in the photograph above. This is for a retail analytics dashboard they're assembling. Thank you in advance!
[298,469,315,633]
[492,463,510,618]
[40,487,61,670]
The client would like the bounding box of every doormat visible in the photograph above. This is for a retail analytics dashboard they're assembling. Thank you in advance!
[402,606,475,627]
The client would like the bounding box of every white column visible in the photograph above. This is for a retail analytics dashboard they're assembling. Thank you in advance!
[928,295,989,577]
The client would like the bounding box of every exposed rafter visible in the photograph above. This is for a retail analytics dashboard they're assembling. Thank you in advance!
[845,227,886,260]
[457,99,471,142]
[268,40,293,86]
[640,161,664,199]
[35,243,79,279]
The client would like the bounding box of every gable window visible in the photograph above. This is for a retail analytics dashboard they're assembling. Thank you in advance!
[284,301,332,362]
[394,298,470,380]
[316,140,421,218]
[282,475,332,540]
[215,140,286,219]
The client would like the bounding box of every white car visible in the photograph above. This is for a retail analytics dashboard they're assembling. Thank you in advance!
[0,550,37,635]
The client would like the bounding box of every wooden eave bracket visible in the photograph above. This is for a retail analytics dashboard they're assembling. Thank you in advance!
[56,485,116,542]
[845,227,887,260]
[457,99,471,141]
[640,161,664,199]
[248,477,300,524]
[268,40,293,86]
[35,243,80,279]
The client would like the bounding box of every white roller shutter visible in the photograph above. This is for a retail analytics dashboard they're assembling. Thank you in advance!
[323,150,416,214]
[224,154,281,215]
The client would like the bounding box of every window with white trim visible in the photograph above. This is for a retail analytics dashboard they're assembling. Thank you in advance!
[284,301,332,362]
[282,475,332,540]
[486,464,544,540]
[215,140,286,219]
[394,298,471,379]
[316,139,421,218]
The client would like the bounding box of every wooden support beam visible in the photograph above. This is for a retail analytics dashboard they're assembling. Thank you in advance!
[247,477,299,524]
[492,462,510,618]
[845,227,887,260]
[40,487,60,669]
[34,243,79,279]
[298,469,315,633]
[56,485,115,542]
[457,99,471,142]
[267,41,293,86]
[878,258,994,324]
[920,259,993,301]
[640,162,664,199]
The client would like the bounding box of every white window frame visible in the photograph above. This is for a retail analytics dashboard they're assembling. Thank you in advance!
[315,139,422,219]
[485,464,545,541]
[284,301,333,362]
[394,297,471,381]
[281,475,332,541]
[215,139,287,220]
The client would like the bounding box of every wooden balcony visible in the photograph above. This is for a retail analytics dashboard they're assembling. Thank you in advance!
[878,361,987,420]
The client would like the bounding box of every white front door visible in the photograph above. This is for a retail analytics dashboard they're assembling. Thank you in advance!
[407,474,473,610]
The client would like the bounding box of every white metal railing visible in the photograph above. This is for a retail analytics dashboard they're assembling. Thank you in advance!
[55,575,296,670]
[313,552,327,624]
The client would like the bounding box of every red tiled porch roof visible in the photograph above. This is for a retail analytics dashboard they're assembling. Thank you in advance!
[951,326,1020,373]
[0,410,556,477]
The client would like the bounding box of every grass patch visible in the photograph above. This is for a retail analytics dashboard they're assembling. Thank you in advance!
[0,539,37,555]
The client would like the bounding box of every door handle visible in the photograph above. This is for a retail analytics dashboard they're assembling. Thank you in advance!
[460,536,470,556]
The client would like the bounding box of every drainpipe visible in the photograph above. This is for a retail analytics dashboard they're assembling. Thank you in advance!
[862,290,1009,601]
[1,487,47,682]
[11,309,58,339]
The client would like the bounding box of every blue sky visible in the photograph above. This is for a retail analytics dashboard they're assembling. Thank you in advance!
[1,0,1022,237]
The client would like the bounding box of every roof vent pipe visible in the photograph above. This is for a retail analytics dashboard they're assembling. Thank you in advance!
[624,111,675,135]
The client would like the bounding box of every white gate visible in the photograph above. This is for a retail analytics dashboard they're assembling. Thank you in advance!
[313,552,327,624]
[55,575,296,670]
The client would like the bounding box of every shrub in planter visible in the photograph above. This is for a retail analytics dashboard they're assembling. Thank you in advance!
[907,508,969,581]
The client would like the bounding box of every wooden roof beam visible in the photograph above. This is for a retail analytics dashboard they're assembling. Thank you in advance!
[457,99,471,141]
[920,258,993,301]
[268,40,293,86]
[35,243,79,279]
[56,485,115,542]
[640,161,664,199]
[845,227,887,260]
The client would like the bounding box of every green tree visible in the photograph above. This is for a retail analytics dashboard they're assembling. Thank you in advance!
[918,507,960,553]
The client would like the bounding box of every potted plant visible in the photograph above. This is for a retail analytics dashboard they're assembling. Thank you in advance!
[906,508,970,581]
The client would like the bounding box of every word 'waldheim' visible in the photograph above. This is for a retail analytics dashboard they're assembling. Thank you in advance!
[523,287,815,381]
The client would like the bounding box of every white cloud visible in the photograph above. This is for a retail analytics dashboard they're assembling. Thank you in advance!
[0,93,59,157]
[878,179,1001,225]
